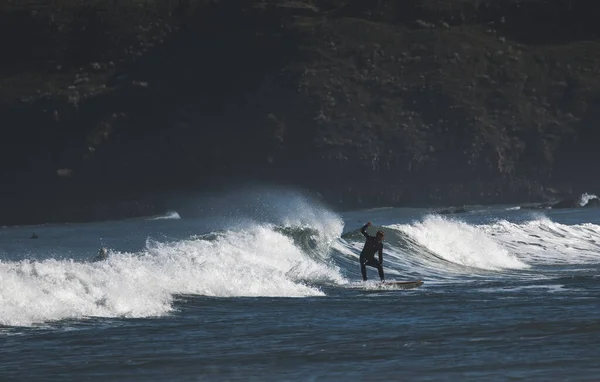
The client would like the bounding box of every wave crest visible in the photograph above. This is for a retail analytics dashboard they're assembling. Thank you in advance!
[386,215,529,271]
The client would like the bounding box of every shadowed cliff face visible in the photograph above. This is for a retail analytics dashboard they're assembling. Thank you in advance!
[1,0,600,224]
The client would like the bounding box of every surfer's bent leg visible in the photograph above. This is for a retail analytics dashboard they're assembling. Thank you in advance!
[363,257,385,281]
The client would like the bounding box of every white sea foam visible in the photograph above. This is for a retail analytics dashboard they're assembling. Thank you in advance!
[386,215,529,271]
[0,225,345,327]
[383,215,600,272]
[481,217,600,265]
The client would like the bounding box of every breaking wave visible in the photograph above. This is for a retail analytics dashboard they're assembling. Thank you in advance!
[3,195,600,327]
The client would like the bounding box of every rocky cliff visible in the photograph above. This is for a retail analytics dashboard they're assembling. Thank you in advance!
[2,0,600,224]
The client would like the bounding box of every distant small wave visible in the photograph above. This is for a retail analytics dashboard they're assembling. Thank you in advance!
[579,193,598,207]
[148,211,181,220]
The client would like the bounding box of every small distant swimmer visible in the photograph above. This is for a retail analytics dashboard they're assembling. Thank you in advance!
[359,222,385,282]
[31,232,38,239]
[93,247,109,262]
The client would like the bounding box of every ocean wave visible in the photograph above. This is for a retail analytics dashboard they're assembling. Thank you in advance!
[6,193,600,327]
[385,215,529,271]
[0,221,345,327]
[579,193,598,207]
[482,217,600,265]
[147,211,181,220]
[366,215,600,276]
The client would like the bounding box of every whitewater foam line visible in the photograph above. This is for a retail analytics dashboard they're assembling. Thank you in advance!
[0,225,346,327]
[0,258,173,327]
[482,218,600,265]
[386,215,530,271]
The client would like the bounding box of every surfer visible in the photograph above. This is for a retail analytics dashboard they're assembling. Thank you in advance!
[359,222,385,282]
[93,247,109,262]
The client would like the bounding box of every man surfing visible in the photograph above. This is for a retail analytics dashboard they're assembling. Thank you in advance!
[359,222,385,282]
[93,247,109,262]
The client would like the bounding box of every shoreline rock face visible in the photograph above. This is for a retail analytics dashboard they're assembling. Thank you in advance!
[2,1,600,225]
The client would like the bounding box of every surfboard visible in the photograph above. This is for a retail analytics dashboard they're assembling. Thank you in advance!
[375,280,424,290]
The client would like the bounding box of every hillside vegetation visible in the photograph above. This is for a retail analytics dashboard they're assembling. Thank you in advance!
[2,0,600,223]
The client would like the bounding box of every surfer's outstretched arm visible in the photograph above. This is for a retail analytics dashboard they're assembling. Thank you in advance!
[378,246,383,265]
[360,222,373,238]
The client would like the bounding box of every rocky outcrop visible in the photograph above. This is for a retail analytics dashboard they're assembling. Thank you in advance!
[1,0,600,225]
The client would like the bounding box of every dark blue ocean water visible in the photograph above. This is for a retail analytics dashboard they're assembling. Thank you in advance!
[1,193,599,381]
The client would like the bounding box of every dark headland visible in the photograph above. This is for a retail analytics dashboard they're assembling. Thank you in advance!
[2,0,600,225]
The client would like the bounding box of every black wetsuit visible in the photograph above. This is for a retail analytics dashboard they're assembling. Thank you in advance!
[359,224,385,281]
